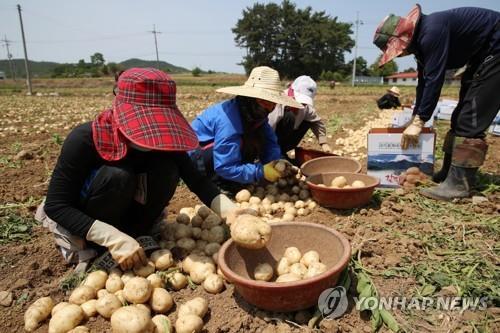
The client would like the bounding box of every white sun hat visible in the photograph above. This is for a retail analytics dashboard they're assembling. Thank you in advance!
[216,66,303,109]
[291,75,317,106]
[388,86,401,96]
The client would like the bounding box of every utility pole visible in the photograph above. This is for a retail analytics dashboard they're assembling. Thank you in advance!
[1,35,16,81]
[351,11,363,87]
[17,4,32,94]
[149,25,161,69]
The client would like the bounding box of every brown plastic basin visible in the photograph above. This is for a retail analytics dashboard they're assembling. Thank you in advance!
[300,156,362,177]
[218,222,351,312]
[306,172,379,209]
[295,147,337,166]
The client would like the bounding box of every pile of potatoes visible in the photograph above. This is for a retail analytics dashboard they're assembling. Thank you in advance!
[398,167,429,189]
[235,161,317,222]
[24,248,216,333]
[317,175,366,189]
[253,247,327,283]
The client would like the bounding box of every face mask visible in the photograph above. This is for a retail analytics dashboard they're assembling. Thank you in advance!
[129,142,152,152]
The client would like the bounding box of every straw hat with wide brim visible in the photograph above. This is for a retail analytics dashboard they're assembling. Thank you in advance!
[388,86,401,96]
[216,66,303,109]
[373,4,421,67]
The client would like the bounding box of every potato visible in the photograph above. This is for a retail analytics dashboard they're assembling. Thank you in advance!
[277,178,288,188]
[298,189,310,200]
[69,285,96,305]
[300,251,320,267]
[254,263,273,281]
[177,237,196,252]
[176,213,191,225]
[120,271,135,284]
[307,201,317,210]
[207,225,225,244]
[149,288,173,314]
[197,206,212,219]
[275,273,301,283]
[278,193,290,202]
[134,261,156,277]
[190,262,216,284]
[152,314,172,333]
[182,253,214,274]
[175,314,204,333]
[80,299,97,318]
[289,263,308,277]
[106,275,124,293]
[352,180,366,188]
[175,224,193,240]
[267,186,279,196]
[330,176,347,188]
[284,207,297,216]
[407,167,420,175]
[240,201,250,209]
[290,194,299,202]
[344,185,352,189]
[178,297,208,318]
[202,214,222,229]
[291,185,301,194]
[230,214,272,249]
[296,208,306,216]
[114,290,126,305]
[235,189,251,202]
[96,293,122,318]
[262,195,275,205]
[68,326,90,333]
[109,268,123,278]
[97,289,110,299]
[304,262,327,279]
[111,305,154,333]
[203,273,225,294]
[191,215,203,227]
[168,272,188,290]
[284,247,301,264]
[150,249,174,271]
[123,277,152,304]
[51,302,69,316]
[147,273,165,289]
[48,304,84,333]
[276,257,290,276]
[274,160,287,172]
[282,213,294,221]
[294,200,305,209]
[204,242,221,256]
[195,239,208,251]
[405,174,420,184]
[200,229,210,241]
[83,270,108,290]
[136,303,152,316]
[192,227,202,239]
[24,296,54,332]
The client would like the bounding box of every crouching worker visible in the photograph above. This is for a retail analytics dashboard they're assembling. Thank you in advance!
[268,76,331,156]
[35,68,239,271]
[190,66,303,192]
[377,86,402,109]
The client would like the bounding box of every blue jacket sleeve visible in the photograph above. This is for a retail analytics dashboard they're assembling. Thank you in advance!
[212,118,263,184]
[414,27,450,121]
[261,122,281,163]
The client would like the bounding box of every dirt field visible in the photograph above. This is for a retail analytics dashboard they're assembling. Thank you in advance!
[0,76,498,333]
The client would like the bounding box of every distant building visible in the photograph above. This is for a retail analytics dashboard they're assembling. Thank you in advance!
[354,75,384,85]
[0,71,5,80]
[384,72,418,86]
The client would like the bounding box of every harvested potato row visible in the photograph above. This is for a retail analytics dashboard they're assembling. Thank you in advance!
[253,247,327,283]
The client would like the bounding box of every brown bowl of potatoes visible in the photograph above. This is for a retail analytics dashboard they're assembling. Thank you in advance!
[306,172,379,209]
[218,222,350,312]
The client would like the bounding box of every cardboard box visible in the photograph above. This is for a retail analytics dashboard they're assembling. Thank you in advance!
[367,128,436,188]
[391,108,434,128]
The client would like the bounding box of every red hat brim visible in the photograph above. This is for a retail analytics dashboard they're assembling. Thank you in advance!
[113,98,199,152]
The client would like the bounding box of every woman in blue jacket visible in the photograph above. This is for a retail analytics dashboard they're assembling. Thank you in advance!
[191,66,302,189]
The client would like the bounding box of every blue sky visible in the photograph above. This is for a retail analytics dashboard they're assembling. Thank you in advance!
[0,1,498,73]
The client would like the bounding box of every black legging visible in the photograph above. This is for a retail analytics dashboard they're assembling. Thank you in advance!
[79,152,179,237]
[275,111,312,153]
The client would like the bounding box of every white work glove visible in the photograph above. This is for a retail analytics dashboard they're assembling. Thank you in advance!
[321,143,332,153]
[210,194,258,225]
[401,115,424,150]
[86,220,147,271]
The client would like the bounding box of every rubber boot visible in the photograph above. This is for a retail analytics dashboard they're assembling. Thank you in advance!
[421,138,487,201]
[432,130,454,183]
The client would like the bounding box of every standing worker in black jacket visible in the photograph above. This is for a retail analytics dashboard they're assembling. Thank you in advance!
[374,4,499,201]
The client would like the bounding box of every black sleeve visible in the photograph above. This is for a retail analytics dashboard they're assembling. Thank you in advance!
[44,123,100,238]
[176,152,221,207]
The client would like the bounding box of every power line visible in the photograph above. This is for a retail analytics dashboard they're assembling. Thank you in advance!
[17,4,32,95]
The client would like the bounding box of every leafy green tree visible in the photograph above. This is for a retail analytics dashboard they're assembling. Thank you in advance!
[90,53,105,66]
[192,67,202,77]
[369,55,398,77]
[402,67,416,73]
[347,56,369,76]
[232,0,354,79]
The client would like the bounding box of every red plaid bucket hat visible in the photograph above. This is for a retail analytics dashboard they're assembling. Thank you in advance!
[92,68,198,161]
[373,4,421,67]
